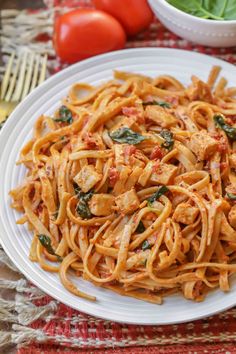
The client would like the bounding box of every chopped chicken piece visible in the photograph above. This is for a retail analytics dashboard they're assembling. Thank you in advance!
[229,153,236,169]
[89,194,115,216]
[229,205,236,229]
[173,202,199,225]
[189,131,218,160]
[138,161,154,186]
[73,165,102,193]
[114,144,125,166]
[145,105,177,128]
[110,116,136,132]
[150,163,178,185]
[115,188,140,214]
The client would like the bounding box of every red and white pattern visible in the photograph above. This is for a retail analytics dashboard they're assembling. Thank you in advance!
[2,1,236,353]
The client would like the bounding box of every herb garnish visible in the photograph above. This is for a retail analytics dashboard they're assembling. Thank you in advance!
[136,221,146,233]
[142,240,151,251]
[227,192,236,200]
[214,114,236,140]
[54,106,73,124]
[38,234,62,261]
[109,127,146,145]
[147,186,169,207]
[160,130,174,150]
[167,0,236,21]
[75,186,94,219]
[143,100,171,108]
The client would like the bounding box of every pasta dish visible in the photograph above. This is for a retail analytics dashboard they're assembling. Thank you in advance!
[10,67,236,304]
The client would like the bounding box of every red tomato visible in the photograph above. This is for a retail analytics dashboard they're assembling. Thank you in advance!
[93,0,153,36]
[54,9,126,63]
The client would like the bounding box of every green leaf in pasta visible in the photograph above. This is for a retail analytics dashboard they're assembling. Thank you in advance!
[109,127,146,145]
[214,114,236,140]
[38,234,62,261]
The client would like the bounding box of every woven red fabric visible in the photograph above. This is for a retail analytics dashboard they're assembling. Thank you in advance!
[16,1,236,353]
[17,343,236,354]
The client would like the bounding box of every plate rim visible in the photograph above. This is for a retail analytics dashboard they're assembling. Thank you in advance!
[1,47,236,325]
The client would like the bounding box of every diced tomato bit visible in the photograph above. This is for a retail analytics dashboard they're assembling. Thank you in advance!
[220,162,228,171]
[145,212,156,220]
[150,146,163,160]
[109,167,119,187]
[210,132,227,153]
[122,106,145,124]
[124,145,137,157]
[37,203,43,213]
[83,132,98,149]
[193,281,202,298]
[37,162,44,168]
[122,107,138,116]
[164,96,179,105]
[225,117,234,125]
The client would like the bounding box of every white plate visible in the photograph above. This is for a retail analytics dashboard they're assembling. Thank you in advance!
[1,48,236,325]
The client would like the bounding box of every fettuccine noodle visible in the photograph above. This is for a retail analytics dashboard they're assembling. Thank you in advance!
[10,66,236,304]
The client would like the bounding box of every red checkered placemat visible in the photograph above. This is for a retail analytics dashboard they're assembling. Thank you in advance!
[1,1,236,353]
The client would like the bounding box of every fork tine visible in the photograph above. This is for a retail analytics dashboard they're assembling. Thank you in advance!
[38,54,47,85]
[21,52,35,100]
[4,56,21,102]
[1,51,15,100]
[12,52,28,102]
[29,54,40,93]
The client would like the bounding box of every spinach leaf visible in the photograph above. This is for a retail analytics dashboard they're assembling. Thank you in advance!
[167,0,225,20]
[147,186,169,207]
[54,105,73,124]
[75,186,94,219]
[136,221,145,233]
[143,100,171,108]
[109,127,146,145]
[227,192,236,200]
[160,130,174,150]
[38,234,62,261]
[222,0,236,20]
[142,240,151,251]
[76,201,92,219]
[214,114,236,140]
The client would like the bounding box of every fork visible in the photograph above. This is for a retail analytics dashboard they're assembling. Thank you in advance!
[0,51,47,126]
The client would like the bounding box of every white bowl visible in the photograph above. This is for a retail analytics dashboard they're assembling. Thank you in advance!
[148,0,236,47]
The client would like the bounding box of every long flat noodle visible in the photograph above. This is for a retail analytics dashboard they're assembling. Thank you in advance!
[54,192,71,225]
[23,185,54,241]
[32,115,85,162]
[69,150,113,161]
[129,195,172,250]
[59,252,96,301]
[168,186,208,262]
[143,81,185,98]
[67,196,115,226]
[39,169,56,214]
[36,239,59,272]
[112,225,132,279]
[11,66,236,304]
[104,284,162,304]
[83,96,137,132]
[69,80,119,105]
